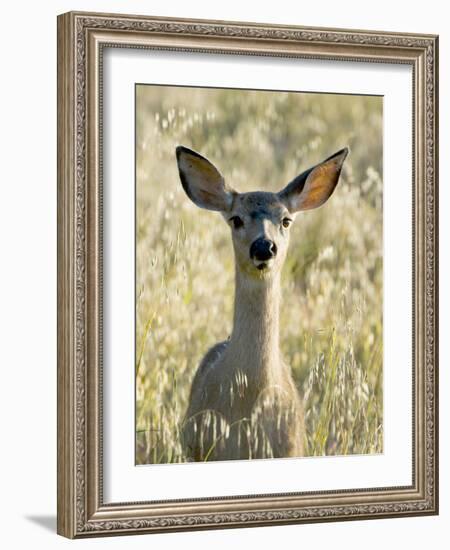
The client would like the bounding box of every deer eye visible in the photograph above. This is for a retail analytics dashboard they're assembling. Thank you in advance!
[230,216,244,229]
[282,217,292,228]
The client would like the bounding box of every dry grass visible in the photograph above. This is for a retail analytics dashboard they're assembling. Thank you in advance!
[135,85,383,464]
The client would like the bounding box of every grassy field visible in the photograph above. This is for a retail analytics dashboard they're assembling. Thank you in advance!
[135,85,383,464]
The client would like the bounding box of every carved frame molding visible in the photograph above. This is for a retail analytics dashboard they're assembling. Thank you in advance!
[57,11,438,538]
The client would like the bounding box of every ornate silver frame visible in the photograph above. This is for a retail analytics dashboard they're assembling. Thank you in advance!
[57,11,439,538]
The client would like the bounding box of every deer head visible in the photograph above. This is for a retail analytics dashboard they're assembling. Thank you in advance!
[176,146,348,279]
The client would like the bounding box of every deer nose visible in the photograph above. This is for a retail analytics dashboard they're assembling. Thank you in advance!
[250,238,277,261]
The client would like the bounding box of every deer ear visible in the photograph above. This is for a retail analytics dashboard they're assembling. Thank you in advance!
[176,146,235,212]
[278,148,349,213]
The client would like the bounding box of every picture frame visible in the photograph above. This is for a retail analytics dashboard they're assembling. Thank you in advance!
[57,10,439,538]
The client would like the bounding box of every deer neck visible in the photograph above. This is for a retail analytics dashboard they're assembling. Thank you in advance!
[227,268,282,381]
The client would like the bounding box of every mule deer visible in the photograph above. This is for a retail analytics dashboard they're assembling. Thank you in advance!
[176,145,348,461]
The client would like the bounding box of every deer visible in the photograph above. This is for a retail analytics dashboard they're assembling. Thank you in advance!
[175,145,348,462]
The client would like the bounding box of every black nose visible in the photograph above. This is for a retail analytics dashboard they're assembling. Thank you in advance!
[250,238,277,261]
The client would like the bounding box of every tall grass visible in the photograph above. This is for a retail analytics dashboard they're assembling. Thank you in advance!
[135,85,383,464]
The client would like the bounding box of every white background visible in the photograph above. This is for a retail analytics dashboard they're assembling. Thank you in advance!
[104,50,412,501]
[0,0,447,548]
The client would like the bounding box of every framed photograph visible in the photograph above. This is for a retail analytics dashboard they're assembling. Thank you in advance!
[57,11,439,538]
